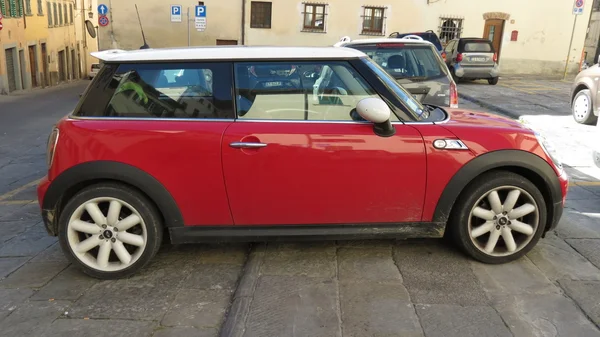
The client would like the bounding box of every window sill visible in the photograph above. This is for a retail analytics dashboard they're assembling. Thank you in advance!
[37,13,44,16]
[25,13,33,16]
[301,28,326,33]
[360,32,384,36]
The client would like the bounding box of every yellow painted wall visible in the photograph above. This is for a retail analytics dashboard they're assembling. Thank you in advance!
[46,0,77,85]
[24,0,50,88]
[75,0,98,78]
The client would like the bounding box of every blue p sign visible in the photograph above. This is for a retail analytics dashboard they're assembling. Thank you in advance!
[195,5,206,17]
[171,5,181,15]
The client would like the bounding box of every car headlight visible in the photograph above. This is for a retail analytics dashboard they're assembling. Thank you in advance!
[534,131,563,172]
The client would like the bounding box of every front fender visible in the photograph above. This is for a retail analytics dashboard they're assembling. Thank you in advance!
[433,150,563,229]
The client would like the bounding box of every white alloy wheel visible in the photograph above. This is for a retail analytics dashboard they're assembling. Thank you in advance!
[468,186,539,257]
[573,93,590,122]
[67,197,148,272]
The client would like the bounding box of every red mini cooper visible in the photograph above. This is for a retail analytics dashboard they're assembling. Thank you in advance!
[38,46,568,279]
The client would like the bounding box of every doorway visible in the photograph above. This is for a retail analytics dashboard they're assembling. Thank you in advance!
[483,19,505,60]
[216,39,238,45]
[29,45,38,87]
[41,43,49,87]
[19,49,27,89]
[58,50,66,82]
[5,48,18,92]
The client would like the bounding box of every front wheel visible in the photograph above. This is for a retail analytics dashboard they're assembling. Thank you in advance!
[572,89,597,125]
[488,77,499,85]
[58,183,163,279]
[450,171,547,264]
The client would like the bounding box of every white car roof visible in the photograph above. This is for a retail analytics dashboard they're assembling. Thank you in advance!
[338,37,434,47]
[91,46,367,62]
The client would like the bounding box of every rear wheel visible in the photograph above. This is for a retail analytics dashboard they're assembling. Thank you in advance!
[572,89,597,125]
[488,77,499,85]
[58,183,163,279]
[450,171,546,264]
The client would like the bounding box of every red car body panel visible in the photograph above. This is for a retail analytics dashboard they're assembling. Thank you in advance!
[47,119,235,226]
[222,121,426,225]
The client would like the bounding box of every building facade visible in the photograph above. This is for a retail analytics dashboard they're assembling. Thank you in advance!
[98,0,592,76]
[0,0,97,94]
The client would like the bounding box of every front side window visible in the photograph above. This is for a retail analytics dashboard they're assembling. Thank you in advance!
[362,7,385,35]
[234,61,396,122]
[303,4,325,32]
[250,1,272,28]
[83,63,234,119]
[360,58,427,121]
[350,44,448,81]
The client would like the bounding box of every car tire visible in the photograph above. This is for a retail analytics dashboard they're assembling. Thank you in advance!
[572,89,597,125]
[449,171,547,264]
[58,183,163,279]
[488,77,499,85]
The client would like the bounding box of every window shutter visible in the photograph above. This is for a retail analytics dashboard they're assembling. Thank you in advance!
[0,0,6,17]
[17,0,23,16]
[38,0,42,14]
[47,2,52,25]
[9,0,16,17]
[25,0,31,14]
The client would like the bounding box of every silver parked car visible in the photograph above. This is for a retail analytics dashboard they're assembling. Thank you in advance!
[336,36,458,108]
[445,38,500,85]
[571,57,600,125]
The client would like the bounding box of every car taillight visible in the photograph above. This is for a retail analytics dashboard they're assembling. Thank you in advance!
[442,51,447,62]
[456,53,463,62]
[450,81,458,108]
[46,127,59,169]
[493,53,498,63]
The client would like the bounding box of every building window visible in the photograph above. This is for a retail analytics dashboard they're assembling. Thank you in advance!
[250,1,272,29]
[47,2,52,25]
[58,2,62,25]
[361,7,385,35]
[302,3,326,32]
[25,0,31,14]
[53,2,57,25]
[0,0,6,17]
[15,0,23,17]
[439,17,464,44]
[63,3,67,24]
[69,3,73,23]
[37,0,42,14]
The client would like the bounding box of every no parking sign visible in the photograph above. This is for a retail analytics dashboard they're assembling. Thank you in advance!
[573,0,585,15]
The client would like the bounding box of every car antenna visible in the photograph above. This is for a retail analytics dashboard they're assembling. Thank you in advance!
[135,4,150,49]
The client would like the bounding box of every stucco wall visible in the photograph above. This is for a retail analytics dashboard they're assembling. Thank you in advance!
[92,0,591,76]
[0,16,27,94]
[97,0,242,51]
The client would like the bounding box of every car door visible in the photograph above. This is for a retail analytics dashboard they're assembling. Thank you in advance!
[221,60,427,226]
[445,40,456,67]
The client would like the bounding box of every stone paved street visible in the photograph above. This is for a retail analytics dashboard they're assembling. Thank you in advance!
[1,79,600,336]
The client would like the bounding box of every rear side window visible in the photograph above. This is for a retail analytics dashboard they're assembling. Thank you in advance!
[350,44,447,80]
[460,40,494,53]
[74,62,234,119]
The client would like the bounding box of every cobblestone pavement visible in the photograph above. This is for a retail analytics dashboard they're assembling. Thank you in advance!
[2,80,600,337]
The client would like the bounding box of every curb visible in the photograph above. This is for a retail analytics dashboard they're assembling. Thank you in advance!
[458,92,520,120]
[219,244,266,337]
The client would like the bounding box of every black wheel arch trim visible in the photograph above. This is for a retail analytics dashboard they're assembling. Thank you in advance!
[42,161,184,235]
[433,150,562,228]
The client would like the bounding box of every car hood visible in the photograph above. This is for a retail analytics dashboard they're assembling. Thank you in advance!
[442,108,527,130]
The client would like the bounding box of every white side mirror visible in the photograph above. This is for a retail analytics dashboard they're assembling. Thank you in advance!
[356,98,395,137]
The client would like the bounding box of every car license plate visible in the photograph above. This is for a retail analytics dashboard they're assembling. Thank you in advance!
[264,81,282,87]
[471,57,487,62]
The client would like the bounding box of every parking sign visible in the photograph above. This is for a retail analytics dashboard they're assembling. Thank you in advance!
[171,5,182,22]
[573,0,585,15]
[195,5,206,17]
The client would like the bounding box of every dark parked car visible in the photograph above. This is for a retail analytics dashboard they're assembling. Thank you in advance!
[389,30,446,61]
[445,38,500,85]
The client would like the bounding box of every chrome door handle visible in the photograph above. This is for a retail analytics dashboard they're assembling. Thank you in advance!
[230,142,268,149]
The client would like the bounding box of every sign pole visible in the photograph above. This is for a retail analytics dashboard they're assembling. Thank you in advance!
[187,7,190,46]
[564,15,578,80]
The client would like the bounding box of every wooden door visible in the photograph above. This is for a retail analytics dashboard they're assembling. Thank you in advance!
[28,46,38,87]
[41,44,48,87]
[483,19,504,58]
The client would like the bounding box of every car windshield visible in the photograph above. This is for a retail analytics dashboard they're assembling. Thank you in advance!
[350,44,447,81]
[360,57,428,121]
